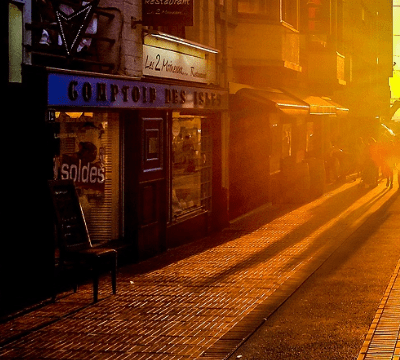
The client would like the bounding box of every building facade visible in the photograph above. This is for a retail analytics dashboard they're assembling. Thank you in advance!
[4,0,229,316]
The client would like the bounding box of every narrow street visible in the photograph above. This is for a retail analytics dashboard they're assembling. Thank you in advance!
[1,177,399,359]
[228,183,400,360]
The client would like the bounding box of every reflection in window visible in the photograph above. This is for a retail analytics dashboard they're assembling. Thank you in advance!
[171,113,212,219]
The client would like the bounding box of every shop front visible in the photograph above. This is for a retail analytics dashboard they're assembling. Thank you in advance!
[229,85,310,218]
[281,90,350,188]
[47,70,228,261]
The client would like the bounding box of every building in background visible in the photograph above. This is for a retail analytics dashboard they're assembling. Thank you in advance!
[225,0,393,218]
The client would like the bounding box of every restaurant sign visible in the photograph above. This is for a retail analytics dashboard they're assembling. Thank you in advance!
[142,0,193,26]
[143,45,207,83]
[48,73,228,110]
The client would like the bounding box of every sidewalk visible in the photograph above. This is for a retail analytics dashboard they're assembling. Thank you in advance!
[355,175,400,360]
[0,177,399,359]
[357,250,400,359]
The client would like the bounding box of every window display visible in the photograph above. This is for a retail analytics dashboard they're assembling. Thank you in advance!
[171,113,212,219]
[53,112,120,244]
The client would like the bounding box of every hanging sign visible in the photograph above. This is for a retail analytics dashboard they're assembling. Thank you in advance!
[142,0,193,26]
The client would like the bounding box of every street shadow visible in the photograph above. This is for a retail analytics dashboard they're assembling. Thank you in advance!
[188,185,394,288]
[120,180,393,286]
[278,187,398,277]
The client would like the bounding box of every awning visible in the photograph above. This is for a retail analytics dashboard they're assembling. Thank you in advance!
[282,88,336,115]
[321,97,349,117]
[232,86,310,116]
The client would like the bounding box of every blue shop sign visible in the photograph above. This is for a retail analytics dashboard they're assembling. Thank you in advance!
[48,73,227,110]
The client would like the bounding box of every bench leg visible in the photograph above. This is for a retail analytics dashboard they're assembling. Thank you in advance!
[93,264,99,303]
[111,259,117,295]
[73,259,79,293]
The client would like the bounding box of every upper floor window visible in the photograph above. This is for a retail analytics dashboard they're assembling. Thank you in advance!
[281,0,298,29]
[236,0,298,30]
[27,0,120,74]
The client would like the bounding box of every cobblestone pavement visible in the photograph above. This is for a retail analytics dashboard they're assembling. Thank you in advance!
[0,178,399,360]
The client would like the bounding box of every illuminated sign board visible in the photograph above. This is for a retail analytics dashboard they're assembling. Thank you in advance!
[143,45,207,83]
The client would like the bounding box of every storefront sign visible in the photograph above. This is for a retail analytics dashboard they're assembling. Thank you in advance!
[48,73,228,110]
[142,0,193,26]
[54,141,106,191]
[59,157,105,191]
[143,45,207,83]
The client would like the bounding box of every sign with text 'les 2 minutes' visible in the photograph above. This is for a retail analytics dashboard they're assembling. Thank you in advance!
[142,0,193,26]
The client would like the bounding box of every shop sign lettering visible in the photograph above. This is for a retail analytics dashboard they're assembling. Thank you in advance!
[60,158,105,190]
[68,81,158,104]
[143,45,207,83]
[48,73,228,110]
[56,157,105,191]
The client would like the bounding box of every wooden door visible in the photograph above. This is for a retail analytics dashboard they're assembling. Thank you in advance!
[124,111,167,260]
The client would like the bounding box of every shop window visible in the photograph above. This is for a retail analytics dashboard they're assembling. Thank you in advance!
[171,113,212,220]
[53,112,121,244]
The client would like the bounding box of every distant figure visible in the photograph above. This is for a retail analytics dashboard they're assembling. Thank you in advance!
[382,141,395,188]
[360,137,379,188]
[325,142,340,183]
